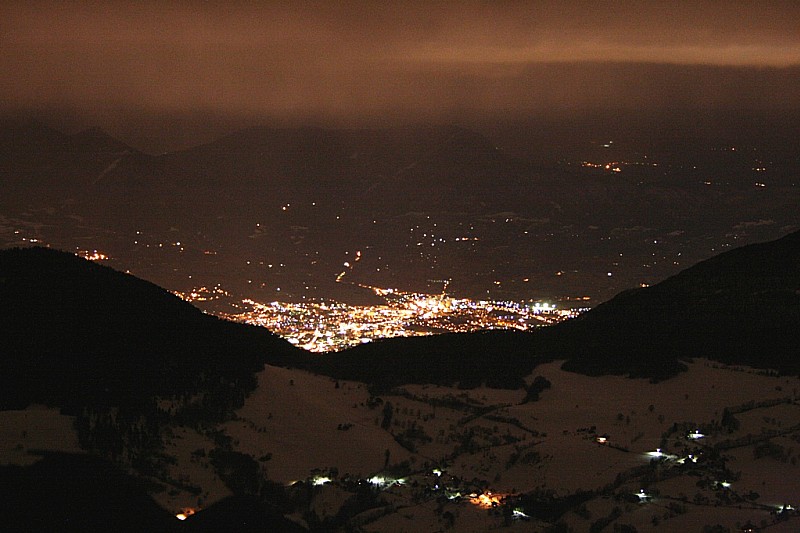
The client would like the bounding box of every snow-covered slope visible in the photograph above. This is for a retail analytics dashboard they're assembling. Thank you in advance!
[148,360,800,531]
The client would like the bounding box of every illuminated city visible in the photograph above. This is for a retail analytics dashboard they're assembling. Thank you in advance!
[176,283,585,352]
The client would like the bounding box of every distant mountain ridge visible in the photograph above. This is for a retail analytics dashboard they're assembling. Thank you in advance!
[1,119,533,195]
[69,126,137,155]
[97,124,527,199]
[0,118,141,188]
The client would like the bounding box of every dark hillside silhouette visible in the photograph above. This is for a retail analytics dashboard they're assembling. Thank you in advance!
[0,248,309,531]
[539,230,800,379]
[0,247,542,408]
[287,231,800,387]
[0,452,178,532]
[306,329,542,390]
[0,246,304,411]
[182,495,306,532]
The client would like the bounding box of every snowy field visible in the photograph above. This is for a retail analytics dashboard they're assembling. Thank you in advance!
[3,359,798,531]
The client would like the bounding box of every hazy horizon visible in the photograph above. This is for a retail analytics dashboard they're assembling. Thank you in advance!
[3,2,800,153]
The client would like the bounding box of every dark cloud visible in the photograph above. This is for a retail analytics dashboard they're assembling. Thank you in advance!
[2,1,799,150]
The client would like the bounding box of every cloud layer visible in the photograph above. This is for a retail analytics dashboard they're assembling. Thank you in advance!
[3,2,799,137]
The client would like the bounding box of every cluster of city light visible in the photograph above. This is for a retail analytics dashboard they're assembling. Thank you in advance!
[368,475,405,488]
[173,285,231,303]
[199,284,583,352]
[581,159,659,173]
[469,491,507,509]
[77,249,109,261]
[645,448,678,460]
[581,161,621,172]
[300,469,533,523]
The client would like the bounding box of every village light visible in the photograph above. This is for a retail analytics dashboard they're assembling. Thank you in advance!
[368,476,386,486]
[175,508,197,520]
[512,509,530,519]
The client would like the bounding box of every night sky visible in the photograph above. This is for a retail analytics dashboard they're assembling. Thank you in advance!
[3,1,800,152]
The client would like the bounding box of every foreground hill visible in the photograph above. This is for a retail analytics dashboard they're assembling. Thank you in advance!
[540,229,800,379]
[0,246,304,411]
[302,329,541,391]
[0,451,306,532]
[0,247,312,530]
[0,452,179,532]
[214,359,800,531]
